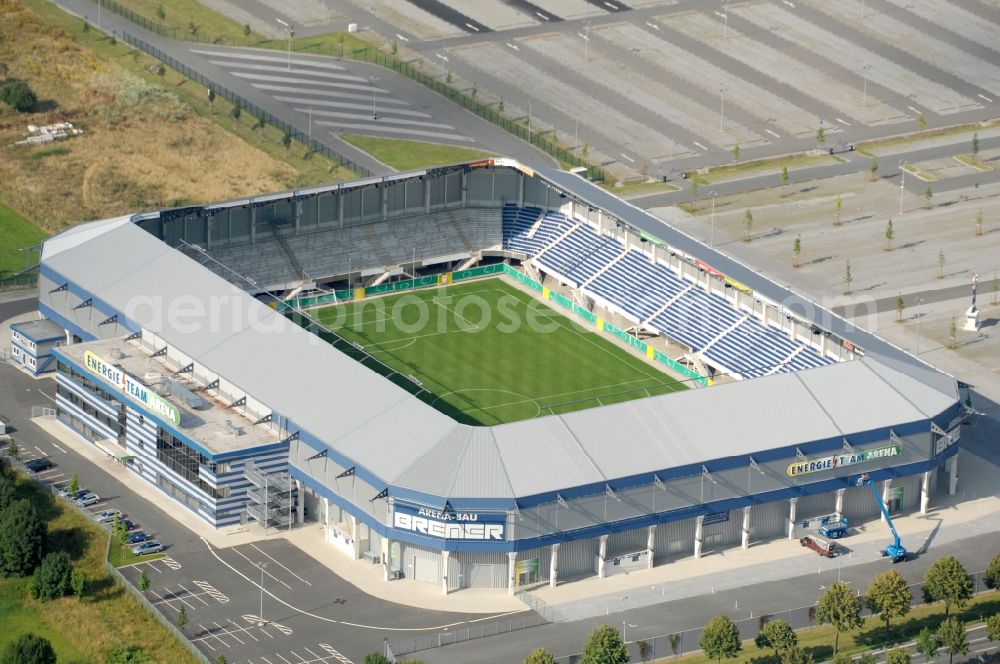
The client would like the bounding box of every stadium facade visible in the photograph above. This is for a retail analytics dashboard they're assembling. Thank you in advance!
[35,159,966,593]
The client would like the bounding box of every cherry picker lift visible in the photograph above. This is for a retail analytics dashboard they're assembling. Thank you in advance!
[857,473,906,562]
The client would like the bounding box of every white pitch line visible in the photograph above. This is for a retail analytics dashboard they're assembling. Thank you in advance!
[765,129,781,138]
[693,141,708,150]
[249,543,312,586]
[836,117,851,126]
[978,93,993,102]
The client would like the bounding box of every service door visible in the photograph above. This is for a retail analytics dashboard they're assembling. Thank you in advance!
[468,564,495,588]
[413,556,439,584]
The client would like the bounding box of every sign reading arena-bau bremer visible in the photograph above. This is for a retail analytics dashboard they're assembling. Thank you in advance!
[786,444,901,478]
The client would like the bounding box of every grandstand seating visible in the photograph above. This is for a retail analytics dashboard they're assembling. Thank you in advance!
[501,204,835,380]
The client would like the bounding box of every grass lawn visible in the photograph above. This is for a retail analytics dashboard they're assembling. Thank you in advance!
[652,591,1000,664]
[311,278,686,425]
[0,465,199,663]
[687,153,844,185]
[341,135,497,171]
[0,202,46,278]
[107,544,165,568]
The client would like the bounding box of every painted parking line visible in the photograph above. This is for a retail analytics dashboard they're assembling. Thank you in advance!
[693,141,708,151]
[152,586,200,611]
[161,556,182,571]
[34,445,46,455]
[176,583,212,606]
[193,580,231,604]
[231,547,292,589]
[250,544,312,586]
[319,643,353,664]
[50,442,67,454]
[765,129,781,138]
[241,614,291,637]
[978,93,993,103]
[192,624,230,650]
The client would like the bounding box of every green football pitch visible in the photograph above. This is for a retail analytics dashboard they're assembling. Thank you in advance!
[309,278,687,425]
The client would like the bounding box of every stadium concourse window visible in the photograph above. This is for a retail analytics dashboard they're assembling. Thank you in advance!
[58,361,119,403]
[56,383,123,438]
[155,427,226,499]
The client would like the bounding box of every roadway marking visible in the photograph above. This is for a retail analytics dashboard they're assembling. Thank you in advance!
[230,547,293,589]
[435,53,449,62]
[162,556,182,570]
[192,624,229,650]
[249,543,313,586]
[215,621,245,645]
[907,105,921,114]
[34,445,46,455]
[621,153,635,163]
[836,117,851,126]
[506,42,520,51]
[394,33,408,42]
[200,537,528,631]
[782,0,795,6]
[536,11,550,20]
[714,10,725,17]
[193,580,231,603]
[693,141,708,150]
[978,93,993,102]
[465,23,480,31]
[50,442,67,454]
[319,644,353,664]
[605,1,619,9]
[765,129,781,138]
[645,21,659,29]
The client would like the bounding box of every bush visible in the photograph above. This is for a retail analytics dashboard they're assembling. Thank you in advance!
[0,498,46,577]
[363,655,390,664]
[0,474,15,512]
[31,551,73,600]
[1,633,56,664]
[0,79,38,112]
[104,644,148,663]
[985,552,1000,590]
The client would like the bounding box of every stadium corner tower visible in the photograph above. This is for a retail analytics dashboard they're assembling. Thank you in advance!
[36,159,966,594]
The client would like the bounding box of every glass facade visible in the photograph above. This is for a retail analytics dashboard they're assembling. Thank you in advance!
[56,382,123,441]
[155,427,225,499]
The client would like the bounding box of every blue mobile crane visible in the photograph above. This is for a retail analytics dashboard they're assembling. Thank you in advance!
[857,473,906,563]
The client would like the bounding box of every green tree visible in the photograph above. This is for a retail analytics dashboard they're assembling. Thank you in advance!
[936,616,968,664]
[816,580,862,654]
[582,624,629,664]
[896,293,905,322]
[71,568,86,599]
[156,63,165,77]
[817,126,825,143]
[83,20,90,33]
[282,132,292,149]
[1,633,56,664]
[986,613,1000,643]
[924,184,933,207]
[0,499,46,577]
[31,551,73,600]
[922,556,973,616]
[985,552,1000,589]
[832,653,852,664]
[188,21,200,36]
[363,655,391,664]
[699,614,741,663]
[971,132,980,159]
[858,654,877,664]
[498,99,505,113]
[243,23,251,38]
[230,105,241,121]
[155,3,165,20]
[755,618,798,659]
[885,217,895,250]
[104,644,148,663]
[254,114,265,130]
[865,570,911,631]
[113,514,129,561]
[916,114,926,130]
[207,88,216,112]
[446,70,453,85]
[216,656,228,664]
[870,158,879,180]
[915,625,939,662]
[843,259,853,295]
[743,209,753,242]
[138,568,150,593]
[834,193,843,225]
[0,79,38,112]
[0,475,15,512]
[6,439,16,459]
[887,647,912,664]
[732,144,740,161]
[67,473,79,496]
[780,647,813,664]
[781,165,790,188]
[792,234,801,267]
[523,647,556,664]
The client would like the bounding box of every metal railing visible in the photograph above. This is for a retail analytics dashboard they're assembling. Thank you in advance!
[119,32,371,177]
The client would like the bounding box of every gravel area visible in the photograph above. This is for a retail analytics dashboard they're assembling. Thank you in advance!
[734,2,970,114]
[667,11,906,127]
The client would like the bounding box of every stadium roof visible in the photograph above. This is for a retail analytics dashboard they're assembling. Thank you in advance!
[40,162,960,502]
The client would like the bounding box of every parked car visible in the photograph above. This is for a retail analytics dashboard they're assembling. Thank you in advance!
[75,493,100,507]
[800,535,838,558]
[131,540,163,556]
[58,487,88,501]
[126,531,149,545]
[25,458,53,473]
[95,509,123,524]
[122,518,137,531]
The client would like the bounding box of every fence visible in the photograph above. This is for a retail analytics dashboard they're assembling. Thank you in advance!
[0,273,38,292]
[119,32,372,177]
[94,1,606,181]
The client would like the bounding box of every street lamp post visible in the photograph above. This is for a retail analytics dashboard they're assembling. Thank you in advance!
[584,21,591,62]
[719,85,727,131]
[710,191,718,247]
[898,159,906,215]
[276,19,293,71]
[258,562,269,626]
[723,0,729,39]
[914,297,924,354]
[370,76,379,120]
[861,65,871,108]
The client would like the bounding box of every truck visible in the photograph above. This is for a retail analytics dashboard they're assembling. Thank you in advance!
[800,535,838,558]
[858,473,906,563]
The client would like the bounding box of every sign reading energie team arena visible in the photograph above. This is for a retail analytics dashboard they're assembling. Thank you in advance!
[786,444,901,477]
[83,350,182,426]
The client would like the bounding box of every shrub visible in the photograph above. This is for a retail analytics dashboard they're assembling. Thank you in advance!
[0,79,38,112]
[31,551,73,600]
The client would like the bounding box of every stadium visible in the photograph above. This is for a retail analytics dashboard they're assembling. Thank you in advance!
[35,159,966,594]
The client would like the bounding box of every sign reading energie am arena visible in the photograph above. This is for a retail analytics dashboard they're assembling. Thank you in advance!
[786,444,901,478]
[83,351,182,426]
